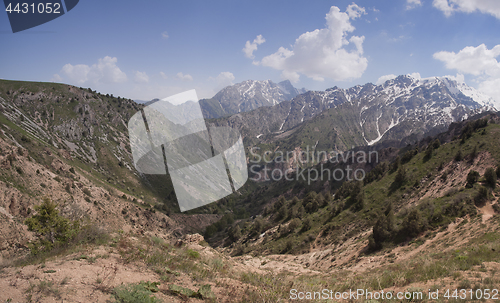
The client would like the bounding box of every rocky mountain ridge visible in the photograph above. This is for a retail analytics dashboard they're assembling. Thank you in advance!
[212,75,497,152]
[200,79,307,119]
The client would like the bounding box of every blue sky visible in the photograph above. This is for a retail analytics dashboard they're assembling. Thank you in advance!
[1,0,500,101]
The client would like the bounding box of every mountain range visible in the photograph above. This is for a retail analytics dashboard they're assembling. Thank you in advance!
[210,75,497,152]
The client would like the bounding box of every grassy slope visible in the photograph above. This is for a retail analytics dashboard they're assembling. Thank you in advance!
[216,116,500,257]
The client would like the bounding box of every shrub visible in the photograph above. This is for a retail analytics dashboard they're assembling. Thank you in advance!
[204,225,216,238]
[277,204,288,221]
[466,170,479,188]
[274,196,286,212]
[287,218,301,233]
[454,149,463,162]
[186,249,200,259]
[474,186,490,206]
[21,135,31,143]
[364,162,388,184]
[401,148,418,164]
[300,218,311,232]
[484,167,497,188]
[461,118,488,143]
[113,281,161,303]
[24,198,80,253]
[228,225,242,242]
[468,146,478,162]
[371,203,395,249]
[82,188,92,197]
[393,166,407,188]
[391,156,401,172]
[251,218,263,237]
[305,200,319,213]
[348,190,364,212]
[401,209,423,238]
[431,139,441,149]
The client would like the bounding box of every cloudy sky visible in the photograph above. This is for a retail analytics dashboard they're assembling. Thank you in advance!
[1,0,500,102]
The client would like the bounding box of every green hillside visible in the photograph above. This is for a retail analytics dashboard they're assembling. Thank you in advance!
[0,79,179,212]
[206,114,500,256]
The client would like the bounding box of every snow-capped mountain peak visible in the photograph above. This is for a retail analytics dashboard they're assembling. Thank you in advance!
[200,79,308,119]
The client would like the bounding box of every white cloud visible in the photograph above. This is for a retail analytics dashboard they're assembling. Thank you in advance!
[433,0,455,16]
[176,72,193,81]
[444,73,466,83]
[346,3,366,18]
[478,78,500,104]
[160,71,167,79]
[61,56,127,85]
[407,0,422,10]
[162,31,169,39]
[376,74,397,85]
[433,44,500,76]
[215,71,235,87]
[433,0,500,18]
[408,72,422,80]
[50,74,63,83]
[243,35,266,59]
[134,71,149,83]
[258,4,368,83]
[434,44,500,104]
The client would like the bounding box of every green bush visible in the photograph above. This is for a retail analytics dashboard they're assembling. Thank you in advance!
[392,166,407,189]
[288,218,301,233]
[484,167,497,188]
[454,149,463,162]
[113,281,161,303]
[401,209,424,238]
[277,203,288,220]
[474,186,490,206]
[300,218,311,232]
[186,249,200,259]
[466,170,479,188]
[371,203,395,249]
[250,218,263,237]
[24,198,80,253]
[228,225,242,242]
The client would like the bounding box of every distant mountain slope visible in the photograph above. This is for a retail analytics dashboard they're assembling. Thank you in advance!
[200,80,307,119]
[211,75,497,151]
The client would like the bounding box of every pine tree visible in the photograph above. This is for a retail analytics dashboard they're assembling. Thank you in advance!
[24,198,79,253]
